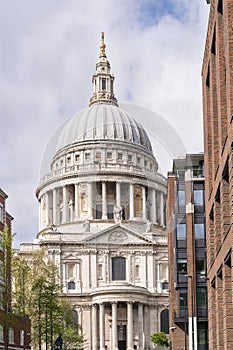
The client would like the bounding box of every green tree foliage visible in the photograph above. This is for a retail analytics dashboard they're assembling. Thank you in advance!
[12,249,86,350]
[0,226,16,350]
[150,332,169,348]
[62,326,86,350]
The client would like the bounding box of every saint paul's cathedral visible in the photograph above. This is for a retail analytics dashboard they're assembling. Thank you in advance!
[19,33,168,350]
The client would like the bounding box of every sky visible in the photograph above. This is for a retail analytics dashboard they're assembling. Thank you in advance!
[0,0,210,247]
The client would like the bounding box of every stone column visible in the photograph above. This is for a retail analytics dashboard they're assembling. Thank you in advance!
[112,302,118,350]
[144,305,149,349]
[92,304,98,350]
[102,182,108,220]
[38,198,41,230]
[45,192,49,226]
[127,302,134,350]
[138,303,144,350]
[99,303,105,350]
[74,183,79,220]
[52,188,57,224]
[116,182,121,208]
[157,263,161,293]
[142,186,146,220]
[160,192,164,227]
[62,186,67,223]
[150,188,157,223]
[87,182,93,219]
[129,184,134,219]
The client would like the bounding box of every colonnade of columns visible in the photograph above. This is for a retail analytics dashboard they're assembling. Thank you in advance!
[91,301,147,350]
[39,181,166,229]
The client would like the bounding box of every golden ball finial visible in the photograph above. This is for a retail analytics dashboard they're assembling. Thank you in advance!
[100,32,106,58]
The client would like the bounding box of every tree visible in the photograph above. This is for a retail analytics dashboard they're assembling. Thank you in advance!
[12,249,86,350]
[62,326,86,350]
[150,332,169,348]
[0,226,15,350]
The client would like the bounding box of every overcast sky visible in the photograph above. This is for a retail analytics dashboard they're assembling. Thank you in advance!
[0,1,210,247]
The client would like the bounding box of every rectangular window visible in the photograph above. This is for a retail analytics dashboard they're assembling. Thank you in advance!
[96,204,102,219]
[196,257,205,274]
[107,205,114,219]
[0,204,3,223]
[118,152,123,160]
[179,291,187,317]
[195,223,205,239]
[9,328,14,344]
[0,325,3,343]
[196,288,208,317]
[112,257,126,281]
[128,154,132,162]
[197,323,208,346]
[177,190,185,213]
[85,152,90,160]
[176,223,186,240]
[194,190,204,206]
[177,259,187,274]
[137,156,141,164]
[102,78,106,90]
[95,152,101,160]
[107,152,112,159]
[75,154,80,162]
[20,330,24,346]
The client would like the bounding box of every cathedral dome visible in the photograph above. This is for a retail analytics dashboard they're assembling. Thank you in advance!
[55,104,152,154]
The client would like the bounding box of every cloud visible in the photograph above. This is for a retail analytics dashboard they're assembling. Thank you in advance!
[0,0,209,246]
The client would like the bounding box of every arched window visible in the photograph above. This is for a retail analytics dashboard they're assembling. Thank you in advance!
[68,281,75,290]
[160,309,169,334]
[73,310,78,325]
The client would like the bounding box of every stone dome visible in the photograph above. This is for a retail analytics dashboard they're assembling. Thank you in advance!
[55,104,152,154]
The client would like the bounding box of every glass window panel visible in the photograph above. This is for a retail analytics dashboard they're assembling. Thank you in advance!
[197,324,208,345]
[160,309,169,334]
[102,78,106,90]
[194,189,204,206]
[178,190,185,207]
[177,259,187,273]
[96,204,102,219]
[0,325,3,342]
[177,224,186,240]
[197,288,207,308]
[196,257,205,274]
[9,328,14,344]
[195,223,205,239]
[68,281,75,290]
[20,330,24,346]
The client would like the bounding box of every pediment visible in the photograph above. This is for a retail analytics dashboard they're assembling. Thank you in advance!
[82,224,154,245]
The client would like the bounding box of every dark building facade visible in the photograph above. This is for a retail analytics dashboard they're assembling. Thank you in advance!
[202,0,233,348]
[167,154,208,350]
[0,189,30,350]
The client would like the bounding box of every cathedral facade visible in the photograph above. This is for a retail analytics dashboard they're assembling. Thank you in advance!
[20,33,168,350]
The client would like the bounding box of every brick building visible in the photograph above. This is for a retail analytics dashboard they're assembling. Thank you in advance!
[0,189,30,350]
[202,0,233,349]
[167,154,208,350]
